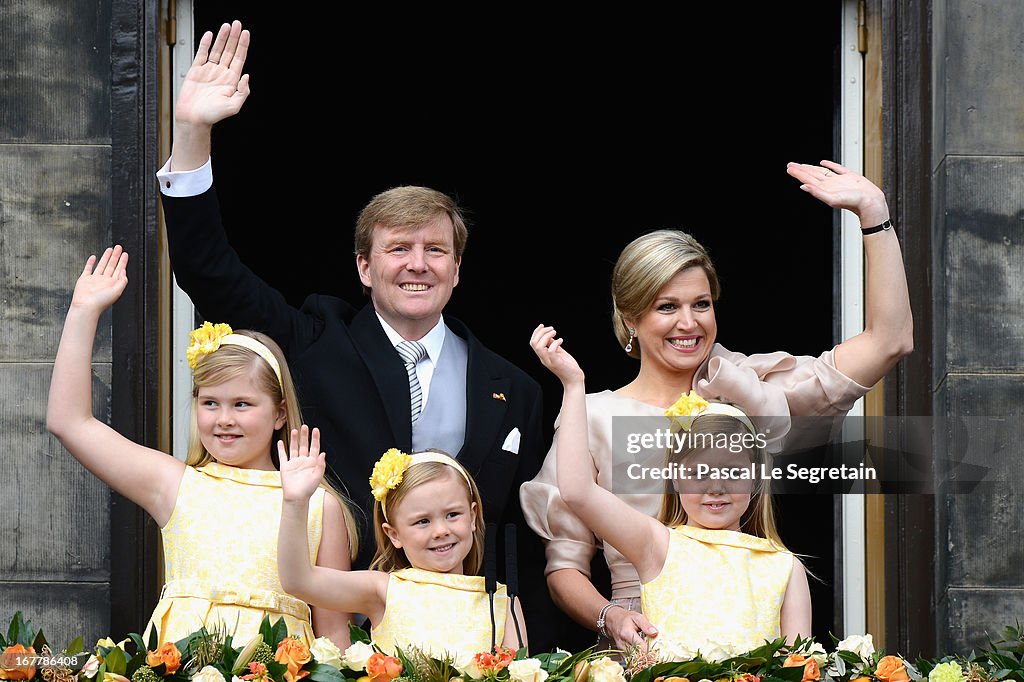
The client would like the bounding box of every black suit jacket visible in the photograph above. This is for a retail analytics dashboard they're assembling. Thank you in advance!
[161,186,567,650]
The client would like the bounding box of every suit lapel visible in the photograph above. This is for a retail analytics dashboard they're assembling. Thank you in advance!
[350,304,412,450]
[454,320,510,474]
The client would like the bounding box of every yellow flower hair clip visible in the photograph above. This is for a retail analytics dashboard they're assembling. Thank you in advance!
[186,321,284,387]
[370,448,413,504]
[187,322,234,369]
[664,390,710,431]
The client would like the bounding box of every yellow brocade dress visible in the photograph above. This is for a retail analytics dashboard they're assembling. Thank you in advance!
[371,568,509,663]
[640,526,793,658]
[147,462,325,646]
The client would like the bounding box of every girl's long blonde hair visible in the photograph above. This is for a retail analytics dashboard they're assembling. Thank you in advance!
[370,457,486,574]
[659,413,787,551]
[186,329,360,560]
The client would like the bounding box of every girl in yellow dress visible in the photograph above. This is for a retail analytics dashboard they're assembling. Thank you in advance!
[46,245,358,648]
[530,324,811,660]
[278,442,527,664]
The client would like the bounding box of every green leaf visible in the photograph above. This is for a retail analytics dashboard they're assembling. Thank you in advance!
[266,659,290,682]
[66,635,86,656]
[127,633,147,654]
[270,618,289,648]
[31,628,50,653]
[107,645,129,676]
[148,623,159,653]
[125,652,149,679]
[9,612,36,647]
[307,663,347,682]
[348,623,372,645]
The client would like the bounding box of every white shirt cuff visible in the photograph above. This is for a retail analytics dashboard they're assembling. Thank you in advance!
[156,157,214,197]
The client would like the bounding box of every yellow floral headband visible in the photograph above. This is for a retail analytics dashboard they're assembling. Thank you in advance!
[369,448,473,521]
[664,390,756,434]
[186,321,283,387]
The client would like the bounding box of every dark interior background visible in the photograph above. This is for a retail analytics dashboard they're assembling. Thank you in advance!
[190,1,844,646]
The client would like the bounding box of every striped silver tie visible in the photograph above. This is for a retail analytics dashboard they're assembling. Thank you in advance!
[396,340,428,422]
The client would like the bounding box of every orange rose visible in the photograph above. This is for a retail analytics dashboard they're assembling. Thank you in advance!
[783,654,820,682]
[146,642,182,675]
[851,677,872,682]
[366,653,402,682]
[655,677,691,682]
[738,675,761,682]
[875,656,910,682]
[0,644,36,681]
[275,637,312,682]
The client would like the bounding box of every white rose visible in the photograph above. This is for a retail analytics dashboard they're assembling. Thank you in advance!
[806,642,829,668]
[696,639,739,664]
[192,666,226,682]
[652,638,696,663]
[341,641,376,672]
[310,637,343,669]
[508,658,549,682]
[588,657,626,682]
[837,634,875,661]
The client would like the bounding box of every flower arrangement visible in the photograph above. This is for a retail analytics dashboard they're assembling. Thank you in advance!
[4,613,1024,682]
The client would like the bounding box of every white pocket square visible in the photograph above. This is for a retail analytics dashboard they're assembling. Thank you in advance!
[502,427,521,455]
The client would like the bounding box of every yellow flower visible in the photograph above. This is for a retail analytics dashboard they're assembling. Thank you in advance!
[664,390,710,431]
[186,322,234,369]
[369,448,412,502]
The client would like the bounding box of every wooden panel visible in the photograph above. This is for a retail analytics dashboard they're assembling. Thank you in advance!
[0,1,111,143]
[0,364,110,579]
[0,144,112,360]
[0,583,110,651]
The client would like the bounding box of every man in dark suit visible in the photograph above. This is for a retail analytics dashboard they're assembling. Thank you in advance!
[156,20,563,650]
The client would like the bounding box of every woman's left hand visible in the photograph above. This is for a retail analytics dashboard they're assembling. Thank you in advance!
[530,324,585,386]
[786,160,889,226]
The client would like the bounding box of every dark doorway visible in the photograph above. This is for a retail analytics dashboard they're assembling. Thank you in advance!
[187,1,844,647]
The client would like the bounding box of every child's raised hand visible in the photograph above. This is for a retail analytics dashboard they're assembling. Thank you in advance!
[279,425,325,503]
[530,324,585,386]
[71,246,129,312]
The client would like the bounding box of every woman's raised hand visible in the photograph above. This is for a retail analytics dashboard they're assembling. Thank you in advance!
[786,160,889,226]
[71,245,129,312]
[530,324,585,386]
[279,425,325,503]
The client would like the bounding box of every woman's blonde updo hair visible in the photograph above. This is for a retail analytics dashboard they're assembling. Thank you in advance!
[611,229,720,359]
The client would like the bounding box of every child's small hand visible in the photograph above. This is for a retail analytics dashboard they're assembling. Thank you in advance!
[71,246,129,312]
[279,425,325,503]
[530,324,585,386]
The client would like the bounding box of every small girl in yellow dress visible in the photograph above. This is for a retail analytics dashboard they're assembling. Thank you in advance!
[46,245,358,648]
[530,324,811,659]
[278,440,527,663]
